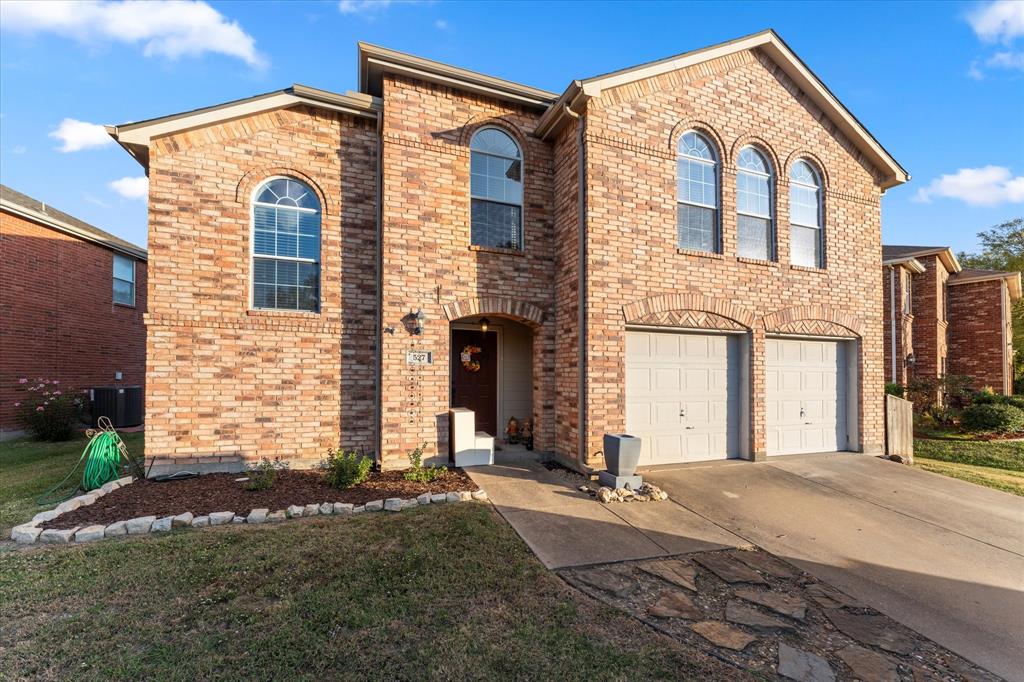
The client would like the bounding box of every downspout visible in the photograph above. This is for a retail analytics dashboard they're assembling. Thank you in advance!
[1002,280,1009,393]
[563,100,588,469]
[374,108,384,463]
[889,266,897,383]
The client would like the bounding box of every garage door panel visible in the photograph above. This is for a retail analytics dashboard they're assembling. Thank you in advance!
[780,371,801,391]
[626,330,741,466]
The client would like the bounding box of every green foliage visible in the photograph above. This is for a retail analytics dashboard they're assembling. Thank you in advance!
[961,403,1024,434]
[403,442,446,483]
[884,382,905,397]
[970,389,1024,411]
[14,378,86,441]
[319,447,373,489]
[906,374,975,413]
[244,457,289,491]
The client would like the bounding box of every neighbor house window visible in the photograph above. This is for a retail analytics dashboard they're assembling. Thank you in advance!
[252,178,321,312]
[903,272,913,315]
[677,131,719,252]
[470,127,523,250]
[112,254,135,306]
[736,146,774,260]
[789,160,824,268]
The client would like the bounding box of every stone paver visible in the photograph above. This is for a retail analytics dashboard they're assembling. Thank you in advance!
[689,621,756,651]
[573,566,638,599]
[11,524,42,544]
[733,587,807,620]
[778,643,835,682]
[638,558,697,591]
[836,644,899,682]
[384,498,402,511]
[151,516,173,532]
[725,600,797,633]
[647,590,703,619]
[693,552,767,585]
[334,502,353,514]
[191,515,210,527]
[40,527,78,544]
[732,549,797,579]
[805,582,863,610]
[247,509,268,524]
[826,610,915,655]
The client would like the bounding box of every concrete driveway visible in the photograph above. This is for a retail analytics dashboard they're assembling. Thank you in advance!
[646,454,1024,682]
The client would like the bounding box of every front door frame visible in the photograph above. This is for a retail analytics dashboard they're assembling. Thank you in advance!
[451,322,503,438]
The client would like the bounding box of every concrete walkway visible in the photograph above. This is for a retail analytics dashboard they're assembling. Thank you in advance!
[466,457,748,569]
[647,454,1024,682]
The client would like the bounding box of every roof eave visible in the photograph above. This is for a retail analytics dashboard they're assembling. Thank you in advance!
[0,198,147,261]
[883,257,926,274]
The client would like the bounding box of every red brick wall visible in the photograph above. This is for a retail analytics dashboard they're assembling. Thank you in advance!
[0,210,147,433]
[948,279,1011,393]
[882,265,914,385]
[909,254,949,384]
[144,106,378,473]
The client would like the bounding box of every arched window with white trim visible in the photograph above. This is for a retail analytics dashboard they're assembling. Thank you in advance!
[789,160,824,268]
[470,127,523,250]
[252,177,321,312]
[677,131,719,253]
[736,146,775,261]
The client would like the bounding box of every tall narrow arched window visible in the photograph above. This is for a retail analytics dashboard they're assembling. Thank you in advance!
[470,127,523,250]
[789,160,824,268]
[677,131,719,253]
[252,177,321,312]
[736,146,775,261]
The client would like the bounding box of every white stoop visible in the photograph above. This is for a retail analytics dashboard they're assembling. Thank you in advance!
[450,408,495,467]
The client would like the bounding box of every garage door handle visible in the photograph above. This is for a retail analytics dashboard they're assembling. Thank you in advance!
[804,421,813,425]
[685,426,695,430]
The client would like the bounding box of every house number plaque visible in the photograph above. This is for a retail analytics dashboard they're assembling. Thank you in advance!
[407,350,433,365]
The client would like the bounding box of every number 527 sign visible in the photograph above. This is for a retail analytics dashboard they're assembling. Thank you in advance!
[407,350,433,365]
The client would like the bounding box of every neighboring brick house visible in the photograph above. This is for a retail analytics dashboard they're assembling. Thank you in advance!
[107,30,909,475]
[881,245,1020,394]
[0,185,147,435]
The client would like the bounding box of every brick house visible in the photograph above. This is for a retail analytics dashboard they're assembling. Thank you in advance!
[107,30,909,475]
[882,245,1020,394]
[0,185,147,436]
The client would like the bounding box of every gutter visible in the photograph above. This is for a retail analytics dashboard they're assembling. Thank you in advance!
[1,199,147,261]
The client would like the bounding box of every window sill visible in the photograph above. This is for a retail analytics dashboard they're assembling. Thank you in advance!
[676,248,724,260]
[736,256,778,268]
[469,245,524,257]
[113,302,137,309]
[789,264,827,274]
[247,309,321,318]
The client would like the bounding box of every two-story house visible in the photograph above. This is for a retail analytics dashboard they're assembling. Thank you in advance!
[883,245,1020,394]
[107,30,908,475]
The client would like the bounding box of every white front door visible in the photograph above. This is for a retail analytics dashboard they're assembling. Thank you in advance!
[766,337,850,455]
[625,330,741,466]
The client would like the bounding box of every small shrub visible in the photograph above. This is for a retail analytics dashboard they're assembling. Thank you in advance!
[961,403,1024,434]
[403,442,446,483]
[244,457,289,491]
[320,447,373,489]
[15,378,85,441]
[884,383,905,398]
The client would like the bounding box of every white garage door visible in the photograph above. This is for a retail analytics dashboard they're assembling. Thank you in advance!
[766,337,850,455]
[625,330,741,466]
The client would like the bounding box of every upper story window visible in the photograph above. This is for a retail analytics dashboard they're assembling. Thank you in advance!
[470,127,523,250]
[736,146,775,261]
[252,178,321,312]
[903,271,913,315]
[789,160,824,268]
[113,254,135,306]
[677,131,719,253]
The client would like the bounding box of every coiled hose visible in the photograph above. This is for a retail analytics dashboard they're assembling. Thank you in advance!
[37,417,144,506]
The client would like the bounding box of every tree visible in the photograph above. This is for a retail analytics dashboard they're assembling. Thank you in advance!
[958,217,1024,387]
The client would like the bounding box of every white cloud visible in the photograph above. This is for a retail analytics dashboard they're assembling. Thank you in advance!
[83,193,110,207]
[49,118,113,152]
[11,145,27,154]
[968,0,1024,43]
[338,0,393,14]
[110,176,149,200]
[0,0,265,68]
[434,19,449,30]
[987,50,1024,70]
[914,166,1024,207]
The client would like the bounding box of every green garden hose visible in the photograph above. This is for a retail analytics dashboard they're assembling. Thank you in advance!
[37,420,143,506]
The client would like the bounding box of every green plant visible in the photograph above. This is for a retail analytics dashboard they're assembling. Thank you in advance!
[403,442,446,483]
[319,447,373,489]
[14,378,85,441]
[884,383,905,397]
[244,457,289,491]
[961,403,1024,434]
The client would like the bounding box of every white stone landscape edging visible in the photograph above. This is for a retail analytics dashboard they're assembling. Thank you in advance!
[10,480,488,546]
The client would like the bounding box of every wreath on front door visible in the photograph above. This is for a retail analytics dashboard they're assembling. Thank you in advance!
[461,345,482,372]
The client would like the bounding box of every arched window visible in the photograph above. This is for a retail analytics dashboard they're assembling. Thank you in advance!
[470,127,523,250]
[252,177,321,312]
[789,160,824,268]
[677,131,719,253]
[736,146,775,261]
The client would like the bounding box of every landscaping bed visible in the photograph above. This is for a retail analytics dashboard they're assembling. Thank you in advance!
[40,468,477,530]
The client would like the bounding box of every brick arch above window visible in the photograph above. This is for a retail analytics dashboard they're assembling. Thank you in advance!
[728,134,782,173]
[622,293,755,329]
[458,116,530,158]
[783,150,831,190]
[235,166,334,215]
[762,304,864,337]
[668,119,727,161]
[442,296,545,327]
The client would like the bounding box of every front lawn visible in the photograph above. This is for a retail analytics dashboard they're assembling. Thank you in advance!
[0,431,145,537]
[914,437,1024,497]
[0,436,746,681]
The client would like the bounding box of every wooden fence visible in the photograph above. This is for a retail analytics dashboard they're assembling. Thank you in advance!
[885,394,914,462]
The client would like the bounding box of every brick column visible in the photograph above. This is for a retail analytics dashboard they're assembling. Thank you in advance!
[749,325,767,461]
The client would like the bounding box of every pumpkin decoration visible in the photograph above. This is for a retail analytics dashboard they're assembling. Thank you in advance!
[505,416,520,444]
[461,345,482,372]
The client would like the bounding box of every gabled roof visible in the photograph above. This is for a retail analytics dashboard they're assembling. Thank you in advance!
[882,254,926,274]
[107,85,381,170]
[950,268,1022,300]
[535,29,909,190]
[882,245,961,273]
[0,184,146,260]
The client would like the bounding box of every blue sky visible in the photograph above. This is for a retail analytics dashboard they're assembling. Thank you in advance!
[1,0,1022,252]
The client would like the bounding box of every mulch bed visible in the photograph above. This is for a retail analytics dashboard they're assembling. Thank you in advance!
[41,468,478,530]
